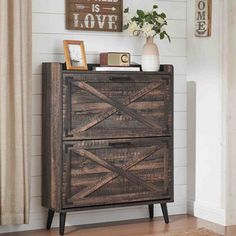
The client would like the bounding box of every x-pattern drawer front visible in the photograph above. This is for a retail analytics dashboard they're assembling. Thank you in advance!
[63,73,173,140]
[62,137,172,208]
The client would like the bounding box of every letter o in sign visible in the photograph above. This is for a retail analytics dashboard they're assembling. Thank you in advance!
[198,1,206,10]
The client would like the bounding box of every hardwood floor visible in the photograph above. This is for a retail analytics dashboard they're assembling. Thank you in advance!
[1,215,236,236]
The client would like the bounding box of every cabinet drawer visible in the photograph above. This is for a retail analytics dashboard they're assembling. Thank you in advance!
[62,137,173,209]
[63,73,173,140]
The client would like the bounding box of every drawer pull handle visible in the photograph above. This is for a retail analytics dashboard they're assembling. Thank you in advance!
[109,76,131,81]
[109,142,132,147]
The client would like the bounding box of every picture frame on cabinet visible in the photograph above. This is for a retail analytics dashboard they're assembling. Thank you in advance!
[63,40,88,70]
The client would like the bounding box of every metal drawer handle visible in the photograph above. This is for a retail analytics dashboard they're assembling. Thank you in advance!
[109,76,131,81]
[109,142,132,147]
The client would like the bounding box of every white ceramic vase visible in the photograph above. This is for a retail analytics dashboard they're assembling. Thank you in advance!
[141,36,160,72]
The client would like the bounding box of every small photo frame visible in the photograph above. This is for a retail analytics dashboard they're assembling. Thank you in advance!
[63,40,88,70]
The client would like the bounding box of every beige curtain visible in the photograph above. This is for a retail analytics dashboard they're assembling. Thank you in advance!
[0,0,32,225]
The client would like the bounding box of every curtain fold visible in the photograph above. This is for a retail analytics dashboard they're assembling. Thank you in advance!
[0,0,32,225]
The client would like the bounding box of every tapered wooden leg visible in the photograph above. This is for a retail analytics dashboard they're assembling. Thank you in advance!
[148,204,154,219]
[59,212,67,235]
[161,203,169,224]
[46,209,55,230]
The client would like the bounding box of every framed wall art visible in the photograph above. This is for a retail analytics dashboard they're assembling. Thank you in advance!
[63,40,88,70]
[195,0,212,37]
[66,0,123,32]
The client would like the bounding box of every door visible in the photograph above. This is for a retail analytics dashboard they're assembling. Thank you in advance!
[62,73,173,140]
[62,137,173,208]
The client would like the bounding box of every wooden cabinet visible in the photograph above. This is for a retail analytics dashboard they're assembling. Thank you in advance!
[42,63,174,235]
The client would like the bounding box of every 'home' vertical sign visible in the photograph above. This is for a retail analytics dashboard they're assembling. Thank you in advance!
[195,0,212,37]
[66,0,123,32]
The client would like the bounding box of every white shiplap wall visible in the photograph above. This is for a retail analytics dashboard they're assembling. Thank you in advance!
[0,0,187,233]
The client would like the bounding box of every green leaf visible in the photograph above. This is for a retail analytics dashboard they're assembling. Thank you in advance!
[123,4,170,41]
[145,15,152,23]
[153,11,158,17]
[137,10,145,18]
[153,26,160,34]
[160,32,165,40]
[123,24,129,30]
[160,13,166,18]
[124,8,129,13]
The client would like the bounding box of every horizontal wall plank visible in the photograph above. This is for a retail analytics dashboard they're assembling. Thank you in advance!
[174,185,187,201]
[174,166,187,185]
[124,0,187,20]
[174,75,187,93]
[32,75,42,95]
[30,197,45,214]
[32,136,42,156]
[31,177,41,197]
[174,130,187,148]
[32,0,186,20]
[32,115,42,135]
[33,13,186,38]
[174,148,187,167]
[33,34,186,57]
[174,111,187,130]
[32,94,42,115]
[174,93,186,111]
[31,155,42,177]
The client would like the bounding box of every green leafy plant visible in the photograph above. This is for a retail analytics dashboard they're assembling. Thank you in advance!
[123,4,170,42]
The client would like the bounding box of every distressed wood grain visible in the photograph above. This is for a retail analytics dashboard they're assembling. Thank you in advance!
[42,63,174,234]
[195,0,212,37]
[66,0,123,32]
[63,74,172,140]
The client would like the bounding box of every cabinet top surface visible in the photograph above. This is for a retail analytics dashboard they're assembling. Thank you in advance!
[43,63,174,76]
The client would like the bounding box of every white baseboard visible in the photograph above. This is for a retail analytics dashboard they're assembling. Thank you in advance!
[225,213,236,226]
[187,200,194,215]
[0,203,187,233]
[187,200,226,226]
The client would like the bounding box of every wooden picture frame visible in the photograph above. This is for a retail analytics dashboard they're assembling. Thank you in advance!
[63,40,88,70]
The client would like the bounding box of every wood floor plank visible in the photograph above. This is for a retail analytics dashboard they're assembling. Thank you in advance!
[1,215,234,236]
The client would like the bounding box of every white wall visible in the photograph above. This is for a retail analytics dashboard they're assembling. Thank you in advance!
[187,0,226,225]
[226,0,236,225]
[0,0,187,233]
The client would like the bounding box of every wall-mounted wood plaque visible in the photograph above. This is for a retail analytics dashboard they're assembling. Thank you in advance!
[195,0,212,37]
[66,0,123,32]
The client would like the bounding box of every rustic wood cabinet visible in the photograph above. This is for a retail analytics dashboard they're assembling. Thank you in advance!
[42,63,174,235]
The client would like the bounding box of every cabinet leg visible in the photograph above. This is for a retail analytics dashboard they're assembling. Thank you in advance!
[148,204,154,219]
[59,212,67,235]
[161,203,169,224]
[46,209,55,230]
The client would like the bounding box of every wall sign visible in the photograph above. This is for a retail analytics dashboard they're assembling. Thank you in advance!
[195,0,212,37]
[66,0,123,32]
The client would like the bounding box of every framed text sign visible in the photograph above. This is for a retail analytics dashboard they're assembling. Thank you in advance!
[66,0,123,32]
[195,0,212,37]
